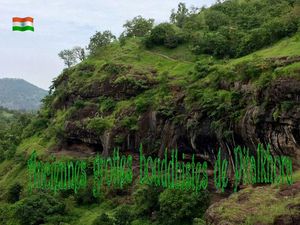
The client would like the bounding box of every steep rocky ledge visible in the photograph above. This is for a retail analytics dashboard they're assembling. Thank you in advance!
[52,72,300,169]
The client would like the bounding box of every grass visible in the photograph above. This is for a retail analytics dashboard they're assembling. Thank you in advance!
[0,110,14,119]
[15,135,47,156]
[292,170,300,182]
[90,38,194,78]
[274,61,300,79]
[149,43,197,62]
[231,33,300,65]
[71,201,114,225]
[0,160,27,200]
[211,169,300,225]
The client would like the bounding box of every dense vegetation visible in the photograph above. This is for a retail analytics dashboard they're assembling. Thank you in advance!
[0,107,32,161]
[143,0,300,58]
[1,0,300,224]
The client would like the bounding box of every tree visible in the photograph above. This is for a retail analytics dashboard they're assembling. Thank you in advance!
[123,16,154,37]
[58,46,85,67]
[14,193,66,225]
[72,46,86,61]
[204,10,230,31]
[170,3,189,28]
[158,189,210,225]
[87,30,116,55]
[58,49,77,68]
[192,31,229,58]
[145,23,182,48]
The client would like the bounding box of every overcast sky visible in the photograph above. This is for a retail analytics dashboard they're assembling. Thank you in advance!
[0,0,214,90]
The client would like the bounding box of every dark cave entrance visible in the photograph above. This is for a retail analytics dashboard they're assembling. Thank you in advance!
[65,138,104,153]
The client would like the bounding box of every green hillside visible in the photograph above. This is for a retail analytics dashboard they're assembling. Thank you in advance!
[0,0,300,224]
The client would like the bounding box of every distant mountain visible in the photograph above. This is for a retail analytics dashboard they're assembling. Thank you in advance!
[0,78,47,111]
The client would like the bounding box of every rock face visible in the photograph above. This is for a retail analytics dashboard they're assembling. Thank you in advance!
[61,77,300,168]
[47,58,300,172]
[236,78,300,166]
[43,57,300,224]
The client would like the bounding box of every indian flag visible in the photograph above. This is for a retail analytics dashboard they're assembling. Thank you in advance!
[12,17,34,32]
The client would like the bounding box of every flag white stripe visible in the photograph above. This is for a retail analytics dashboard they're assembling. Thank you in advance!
[13,21,33,27]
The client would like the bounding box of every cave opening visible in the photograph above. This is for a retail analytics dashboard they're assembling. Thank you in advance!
[65,138,104,153]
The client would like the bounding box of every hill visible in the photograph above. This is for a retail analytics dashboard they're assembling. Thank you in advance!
[42,36,300,167]
[11,37,300,224]
[0,78,47,111]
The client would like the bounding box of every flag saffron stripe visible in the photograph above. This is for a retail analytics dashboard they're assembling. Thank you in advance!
[12,17,34,23]
[12,26,34,32]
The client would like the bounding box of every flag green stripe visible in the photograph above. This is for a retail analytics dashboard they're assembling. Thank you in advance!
[12,26,34,32]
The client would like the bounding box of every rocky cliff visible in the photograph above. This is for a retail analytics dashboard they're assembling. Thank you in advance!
[39,48,300,173]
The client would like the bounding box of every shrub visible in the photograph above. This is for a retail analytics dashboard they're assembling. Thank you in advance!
[7,183,22,203]
[145,23,183,49]
[0,204,13,224]
[194,60,214,79]
[263,17,298,43]
[22,117,49,138]
[192,32,228,58]
[4,143,17,160]
[14,193,66,225]
[281,101,294,112]
[135,97,152,113]
[74,99,85,109]
[77,62,95,77]
[99,97,116,113]
[235,60,265,82]
[102,63,127,75]
[120,116,138,131]
[59,189,74,199]
[119,32,127,46]
[133,185,161,217]
[113,75,148,90]
[77,62,96,73]
[193,218,206,225]
[131,219,152,225]
[74,184,100,205]
[87,117,113,135]
[164,33,181,48]
[148,23,170,45]
[93,213,114,225]
[238,28,269,56]
[158,189,210,225]
[114,205,133,225]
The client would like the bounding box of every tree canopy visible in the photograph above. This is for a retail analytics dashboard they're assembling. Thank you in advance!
[87,30,116,55]
[123,16,154,37]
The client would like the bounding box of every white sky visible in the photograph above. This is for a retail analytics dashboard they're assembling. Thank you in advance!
[0,0,214,90]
